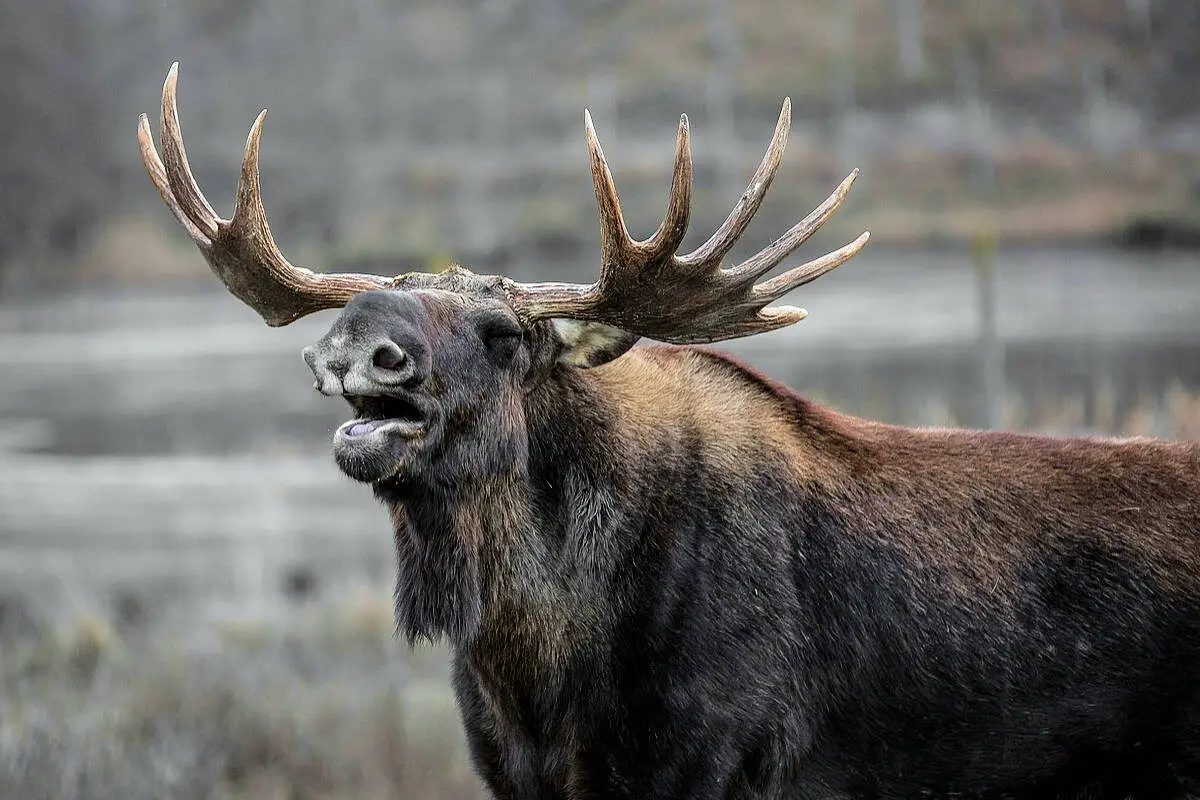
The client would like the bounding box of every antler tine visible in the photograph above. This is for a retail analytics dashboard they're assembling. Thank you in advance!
[677,98,791,270]
[221,108,335,304]
[229,106,306,290]
[158,63,219,240]
[232,109,270,231]
[728,168,861,282]
[643,114,693,258]
[137,114,211,246]
[584,110,634,280]
[751,230,871,304]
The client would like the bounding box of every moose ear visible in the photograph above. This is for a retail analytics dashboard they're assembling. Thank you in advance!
[552,320,639,368]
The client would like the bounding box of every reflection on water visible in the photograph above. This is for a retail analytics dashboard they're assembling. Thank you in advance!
[1,246,1198,627]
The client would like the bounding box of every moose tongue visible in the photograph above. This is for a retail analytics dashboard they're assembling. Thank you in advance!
[348,419,388,437]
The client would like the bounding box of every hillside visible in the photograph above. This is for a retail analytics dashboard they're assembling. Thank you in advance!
[2,0,1197,285]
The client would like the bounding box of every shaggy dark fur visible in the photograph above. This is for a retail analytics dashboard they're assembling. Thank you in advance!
[310,288,1200,800]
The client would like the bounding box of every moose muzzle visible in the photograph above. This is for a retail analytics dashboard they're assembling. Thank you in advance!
[302,336,419,397]
[300,292,435,483]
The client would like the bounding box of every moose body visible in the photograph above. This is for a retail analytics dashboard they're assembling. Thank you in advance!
[371,330,1200,799]
[139,65,1200,798]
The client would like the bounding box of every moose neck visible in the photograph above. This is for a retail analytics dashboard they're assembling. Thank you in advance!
[377,360,632,661]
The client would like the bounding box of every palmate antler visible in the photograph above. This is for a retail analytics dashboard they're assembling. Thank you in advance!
[139,64,869,343]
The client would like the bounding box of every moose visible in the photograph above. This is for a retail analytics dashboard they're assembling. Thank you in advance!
[139,64,1200,799]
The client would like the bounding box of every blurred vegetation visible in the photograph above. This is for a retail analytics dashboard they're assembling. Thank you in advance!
[2,0,1198,290]
[0,592,484,800]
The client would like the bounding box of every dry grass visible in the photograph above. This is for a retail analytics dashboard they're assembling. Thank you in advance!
[0,592,485,800]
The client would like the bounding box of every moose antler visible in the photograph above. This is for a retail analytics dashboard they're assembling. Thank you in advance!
[137,63,395,326]
[139,64,869,342]
[507,102,870,343]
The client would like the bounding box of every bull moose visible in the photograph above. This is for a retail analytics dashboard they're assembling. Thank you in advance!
[139,64,1200,799]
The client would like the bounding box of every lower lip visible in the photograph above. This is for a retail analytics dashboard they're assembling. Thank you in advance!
[336,418,425,439]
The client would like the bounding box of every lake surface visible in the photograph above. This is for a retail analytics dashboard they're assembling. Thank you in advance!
[1,245,1198,630]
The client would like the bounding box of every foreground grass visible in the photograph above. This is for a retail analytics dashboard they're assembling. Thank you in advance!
[0,594,485,800]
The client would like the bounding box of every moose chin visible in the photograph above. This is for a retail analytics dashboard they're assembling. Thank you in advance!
[139,63,1200,800]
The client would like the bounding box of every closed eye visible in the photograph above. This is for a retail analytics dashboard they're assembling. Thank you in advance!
[475,311,522,343]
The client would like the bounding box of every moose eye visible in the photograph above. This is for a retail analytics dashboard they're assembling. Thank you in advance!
[475,311,523,360]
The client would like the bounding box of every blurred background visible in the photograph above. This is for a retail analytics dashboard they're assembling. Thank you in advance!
[0,0,1197,797]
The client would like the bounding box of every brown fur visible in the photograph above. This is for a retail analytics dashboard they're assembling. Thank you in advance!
[605,345,1200,597]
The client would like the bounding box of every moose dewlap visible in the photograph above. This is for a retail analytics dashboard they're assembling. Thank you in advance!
[139,64,1200,799]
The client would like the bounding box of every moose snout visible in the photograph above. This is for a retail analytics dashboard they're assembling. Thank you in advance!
[303,337,422,396]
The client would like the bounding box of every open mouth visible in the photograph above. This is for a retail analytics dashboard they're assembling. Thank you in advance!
[332,392,429,483]
[338,394,427,439]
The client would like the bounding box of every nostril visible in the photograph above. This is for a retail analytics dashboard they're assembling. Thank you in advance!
[372,342,408,372]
